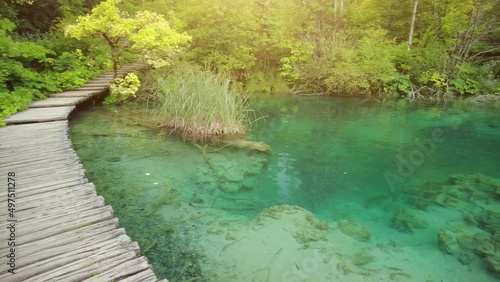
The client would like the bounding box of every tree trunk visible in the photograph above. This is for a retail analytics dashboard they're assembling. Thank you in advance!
[111,47,118,79]
[408,0,419,51]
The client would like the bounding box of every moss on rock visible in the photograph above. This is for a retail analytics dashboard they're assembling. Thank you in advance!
[338,219,372,242]
[391,208,428,232]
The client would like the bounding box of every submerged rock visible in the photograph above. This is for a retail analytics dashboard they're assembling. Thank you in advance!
[437,226,490,265]
[351,250,375,266]
[477,209,500,234]
[405,173,500,211]
[106,156,121,162]
[224,139,271,153]
[338,219,372,242]
[391,208,428,232]
[476,232,500,277]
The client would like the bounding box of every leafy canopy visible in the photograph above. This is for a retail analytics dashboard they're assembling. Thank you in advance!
[65,0,191,69]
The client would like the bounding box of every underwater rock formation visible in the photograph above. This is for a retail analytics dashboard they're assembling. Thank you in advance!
[391,208,428,232]
[405,173,500,210]
[476,232,500,277]
[256,205,329,245]
[195,146,269,193]
[478,209,500,234]
[437,226,490,265]
[223,139,271,153]
[403,173,500,277]
[338,219,372,242]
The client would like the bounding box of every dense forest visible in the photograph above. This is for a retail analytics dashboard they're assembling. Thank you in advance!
[1,0,499,123]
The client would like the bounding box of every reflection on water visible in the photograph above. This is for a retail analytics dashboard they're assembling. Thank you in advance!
[275,153,301,204]
[70,96,500,281]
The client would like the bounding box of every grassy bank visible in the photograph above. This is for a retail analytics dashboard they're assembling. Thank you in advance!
[139,64,250,140]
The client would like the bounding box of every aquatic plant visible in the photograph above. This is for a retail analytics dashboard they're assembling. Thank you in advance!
[338,219,372,242]
[351,251,375,266]
[390,208,428,232]
[139,63,250,140]
[438,227,490,265]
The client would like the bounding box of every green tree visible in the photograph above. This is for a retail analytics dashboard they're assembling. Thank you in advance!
[174,0,259,82]
[65,0,191,77]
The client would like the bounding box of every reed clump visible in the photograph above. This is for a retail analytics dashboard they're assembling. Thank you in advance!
[140,64,250,140]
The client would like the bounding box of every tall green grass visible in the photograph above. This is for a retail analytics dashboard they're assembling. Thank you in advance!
[140,64,250,140]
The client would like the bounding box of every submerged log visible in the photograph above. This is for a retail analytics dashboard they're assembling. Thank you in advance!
[223,139,271,153]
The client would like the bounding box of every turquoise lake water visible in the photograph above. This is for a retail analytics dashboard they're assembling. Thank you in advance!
[70,96,500,282]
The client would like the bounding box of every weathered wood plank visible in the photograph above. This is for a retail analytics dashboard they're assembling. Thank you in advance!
[0,223,122,273]
[72,87,108,91]
[117,268,160,282]
[0,120,68,132]
[3,106,76,125]
[0,195,104,223]
[84,256,152,282]
[28,97,89,108]
[0,147,75,163]
[4,238,137,282]
[50,90,102,97]
[0,153,80,169]
[15,206,114,244]
[0,182,94,213]
[0,171,87,199]
[23,249,138,282]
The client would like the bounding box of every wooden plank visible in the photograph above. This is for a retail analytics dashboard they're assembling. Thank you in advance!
[0,168,88,198]
[15,206,114,244]
[50,90,102,98]
[0,157,82,172]
[118,269,160,282]
[16,218,119,253]
[0,177,88,199]
[0,152,80,169]
[1,228,126,271]
[5,238,137,282]
[73,86,109,91]
[0,182,94,214]
[28,97,89,108]
[84,256,152,282]
[82,81,111,86]
[0,120,68,133]
[0,146,74,162]
[0,195,104,223]
[71,86,108,91]
[13,205,113,238]
[22,248,138,282]
[3,106,75,125]
[0,223,122,273]
[0,139,71,150]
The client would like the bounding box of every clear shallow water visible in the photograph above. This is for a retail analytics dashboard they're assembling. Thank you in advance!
[70,96,500,282]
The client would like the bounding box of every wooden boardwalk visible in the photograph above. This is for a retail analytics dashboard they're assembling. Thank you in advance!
[0,64,167,281]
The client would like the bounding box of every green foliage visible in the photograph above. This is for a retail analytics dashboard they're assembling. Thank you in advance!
[450,77,480,95]
[0,90,32,126]
[65,0,191,74]
[383,75,412,97]
[105,73,141,104]
[0,17,104,125]
[280,28,400,95]
[418,70,448,89]
[139,64,250,140]
[174,0,259,80]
